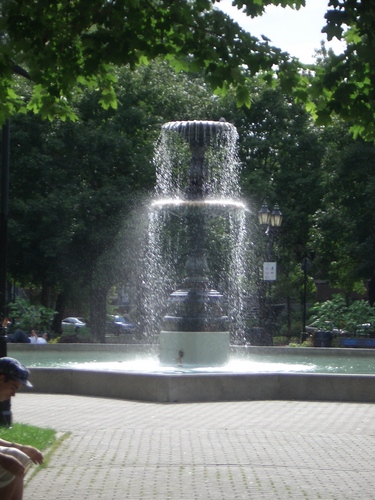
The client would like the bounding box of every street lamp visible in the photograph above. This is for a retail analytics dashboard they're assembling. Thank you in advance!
[270,204,283,227]
[257,202,283,341]
[258,203,271,226]
[258,202,283,231]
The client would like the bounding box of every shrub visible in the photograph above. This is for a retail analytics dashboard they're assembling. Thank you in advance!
[8,298,56,332]
[309,294,375,333]
[59,327,94,343]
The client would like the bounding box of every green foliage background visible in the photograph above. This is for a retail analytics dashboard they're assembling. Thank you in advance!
[3,51,375,337]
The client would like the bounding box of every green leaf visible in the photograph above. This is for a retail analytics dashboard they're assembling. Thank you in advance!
[99,87,118,110]
[236,85,250,108]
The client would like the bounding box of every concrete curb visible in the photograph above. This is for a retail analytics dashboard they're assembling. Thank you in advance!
[28,368,375,403]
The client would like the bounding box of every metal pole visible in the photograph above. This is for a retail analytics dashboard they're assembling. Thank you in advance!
[0,66,30,425]
[0,119,11,425]
[0,120,9,324]
[302,257,308,343]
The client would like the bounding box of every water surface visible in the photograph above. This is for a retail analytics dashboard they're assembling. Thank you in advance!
[12,350,375,375]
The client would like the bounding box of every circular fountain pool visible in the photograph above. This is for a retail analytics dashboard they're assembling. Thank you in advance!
[8,344,375,404]
[7,344,375,374]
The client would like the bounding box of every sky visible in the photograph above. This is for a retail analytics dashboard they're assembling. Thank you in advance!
[218,0,345,63]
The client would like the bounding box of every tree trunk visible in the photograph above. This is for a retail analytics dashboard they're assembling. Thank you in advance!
[369,276,375,306]
[90,286,107,343]
[52,292,65,334]
[41,284,52,308]
[286,295,292,340]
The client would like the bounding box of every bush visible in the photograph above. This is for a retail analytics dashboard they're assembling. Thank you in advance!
[8,298,56,332]
[309,294,375,333]
[273,336,300,346]
[279,321,303,338]
[58,327,94,343]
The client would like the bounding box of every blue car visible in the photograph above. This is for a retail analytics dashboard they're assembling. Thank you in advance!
[106,315,137,335]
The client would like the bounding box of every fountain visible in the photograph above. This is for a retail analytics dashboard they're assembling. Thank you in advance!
[8,120,375,403]
[154,120,244,366]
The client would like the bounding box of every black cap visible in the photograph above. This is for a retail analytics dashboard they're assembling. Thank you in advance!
[0,357,32,387]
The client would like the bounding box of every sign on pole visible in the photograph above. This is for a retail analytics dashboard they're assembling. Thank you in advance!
[263,262,277,281]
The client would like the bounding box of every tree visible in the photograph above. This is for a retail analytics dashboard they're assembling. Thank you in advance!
[3,1,375,140]
[309,125,375,299]
[0,0,301,124]
[301,2,375,141]
[7,61,228,340]
[215,81,327,335]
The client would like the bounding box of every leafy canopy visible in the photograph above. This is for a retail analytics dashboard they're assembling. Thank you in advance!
[0,0,302,123]
[3,1,375,139]
[299,1,375,141]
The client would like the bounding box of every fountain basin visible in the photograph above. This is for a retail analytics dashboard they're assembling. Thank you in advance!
[8,344,375,403]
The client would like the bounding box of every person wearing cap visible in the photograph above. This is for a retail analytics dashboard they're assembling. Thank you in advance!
[0,357,43,500]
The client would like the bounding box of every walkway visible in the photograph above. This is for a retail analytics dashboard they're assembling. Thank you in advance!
[13,394,375,499]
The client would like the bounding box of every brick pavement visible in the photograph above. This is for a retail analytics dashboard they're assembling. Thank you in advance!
[11,394,375,499]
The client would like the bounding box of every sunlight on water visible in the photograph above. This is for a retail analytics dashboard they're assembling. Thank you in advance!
[150,199,247,209]
[14,350,375,375]
[65,358,317,374]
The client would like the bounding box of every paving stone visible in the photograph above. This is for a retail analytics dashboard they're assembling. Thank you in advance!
[10,395,375,499]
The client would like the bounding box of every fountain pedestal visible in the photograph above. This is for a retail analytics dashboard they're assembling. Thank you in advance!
[159,331,230,366]
[159,284,230,366]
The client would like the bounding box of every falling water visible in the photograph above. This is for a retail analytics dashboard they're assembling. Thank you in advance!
[143,120,250,363]
[154,120,241,199]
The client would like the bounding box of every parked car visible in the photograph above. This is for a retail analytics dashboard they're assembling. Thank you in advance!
[106,315,137,335]
[304,321,345,347]
[339,323,375,347]
[62,317,86,332]
[339,323,375,337]
[305,321,343,336]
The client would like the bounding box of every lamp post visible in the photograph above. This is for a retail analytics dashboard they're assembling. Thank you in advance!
[295,242,315,343]
[0,120,11,426]
[0,120,10,337]
[0,63,31,425]
[0,63,31,332]
[257,202,283,336]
